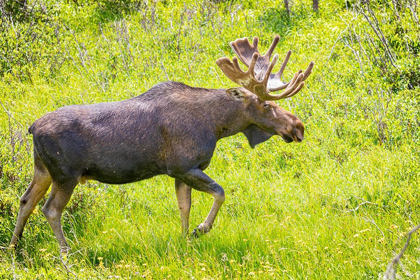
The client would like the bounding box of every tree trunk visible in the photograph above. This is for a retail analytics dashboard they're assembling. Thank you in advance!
[284,0,290,16]
[313,0,319,12]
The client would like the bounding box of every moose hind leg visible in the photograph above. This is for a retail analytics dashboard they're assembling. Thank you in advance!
[175,169,225,237]
[175,179,192,236]
[42,180,77,253]
[11,157,52,247]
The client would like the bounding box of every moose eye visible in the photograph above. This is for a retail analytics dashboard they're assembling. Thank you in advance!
[263,103,270,110]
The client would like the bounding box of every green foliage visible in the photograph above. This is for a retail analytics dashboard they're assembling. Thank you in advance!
[1,0,419,279]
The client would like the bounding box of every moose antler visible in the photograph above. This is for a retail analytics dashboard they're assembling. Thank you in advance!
[216,35,314,101]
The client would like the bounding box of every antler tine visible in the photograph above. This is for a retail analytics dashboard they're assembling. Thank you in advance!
[264,35,280,59]
[267,50,292,91]
[283,82,305,99]
[263,54,279,84]
[302,61,314,81]
[273,72,305,99]
[232,56,242,73]
[247,53,259,76]
[278,50,292,78]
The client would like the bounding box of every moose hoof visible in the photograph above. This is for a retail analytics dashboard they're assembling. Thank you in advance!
[60,246,71,256]
[191,223,212,238]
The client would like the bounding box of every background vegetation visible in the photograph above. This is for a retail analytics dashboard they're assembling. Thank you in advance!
[0,0,419,278]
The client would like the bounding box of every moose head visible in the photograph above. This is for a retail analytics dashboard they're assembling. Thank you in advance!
[217,35,314,146]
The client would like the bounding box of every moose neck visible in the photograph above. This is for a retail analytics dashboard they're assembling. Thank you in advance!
[209,91,250,140]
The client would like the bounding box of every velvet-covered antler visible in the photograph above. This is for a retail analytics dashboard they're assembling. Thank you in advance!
[216,35,314,101]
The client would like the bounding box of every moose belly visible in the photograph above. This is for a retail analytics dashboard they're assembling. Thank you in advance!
[82,162,163,184]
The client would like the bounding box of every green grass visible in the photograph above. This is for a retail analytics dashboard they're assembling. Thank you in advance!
[1,0,419,279]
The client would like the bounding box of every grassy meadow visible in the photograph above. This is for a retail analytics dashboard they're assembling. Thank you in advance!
[1,0,419,278]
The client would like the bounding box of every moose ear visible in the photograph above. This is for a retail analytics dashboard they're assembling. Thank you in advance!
[243,125,274,148]
[226,88,245,101]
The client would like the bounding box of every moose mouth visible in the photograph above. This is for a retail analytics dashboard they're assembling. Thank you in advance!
[280,133,303,143]
[281,134,294,143]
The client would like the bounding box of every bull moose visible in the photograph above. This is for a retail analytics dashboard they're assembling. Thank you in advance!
[11,35,313,252]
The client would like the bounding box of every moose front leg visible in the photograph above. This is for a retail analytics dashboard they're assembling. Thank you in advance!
[175,179,192,236]
[174,169,225,237]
